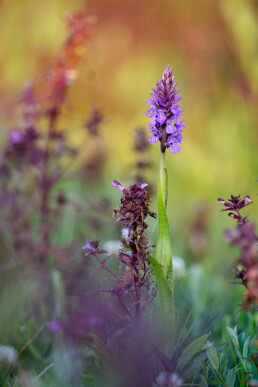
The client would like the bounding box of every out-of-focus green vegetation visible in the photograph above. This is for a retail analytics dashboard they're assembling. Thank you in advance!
[0,0,257,385]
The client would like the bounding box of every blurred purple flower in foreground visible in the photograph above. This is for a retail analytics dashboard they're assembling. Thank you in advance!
[218,194,258,309]
[145,65,185,153]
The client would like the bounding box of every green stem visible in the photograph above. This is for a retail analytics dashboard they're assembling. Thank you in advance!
[160,151,167,209]
[159,148,174,307]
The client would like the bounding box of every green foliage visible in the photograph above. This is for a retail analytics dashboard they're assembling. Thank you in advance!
[207,347,220,371]
[226,369,236,387]
[177,333,210,372]
[203,325,257,386]
[148,253,173,316]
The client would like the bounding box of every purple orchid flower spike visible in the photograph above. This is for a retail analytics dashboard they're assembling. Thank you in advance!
[145,65,185,153]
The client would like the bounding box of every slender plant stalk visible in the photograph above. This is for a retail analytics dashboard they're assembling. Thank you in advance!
[159,147,174,316]
[160,150,167,208]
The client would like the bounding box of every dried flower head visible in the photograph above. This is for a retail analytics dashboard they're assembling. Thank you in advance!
[146,65,185,153]
[113,180,157,318]
[112,180,156,259]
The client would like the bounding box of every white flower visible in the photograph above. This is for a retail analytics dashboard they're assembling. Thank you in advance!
[172,256,186,278]
[103,240,122,256]
[0,345,17,364]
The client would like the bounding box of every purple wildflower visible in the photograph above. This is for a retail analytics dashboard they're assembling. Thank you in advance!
[112,180,125,191]
[218,194,258,309]
[145,65,185,153]
[82,239,103,255]
[82,238,92,251]
[218,194,252,223]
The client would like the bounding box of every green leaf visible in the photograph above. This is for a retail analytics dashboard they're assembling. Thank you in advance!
[227,326,247,372]
[183,350,209,377]
[226,369,236,387]
[201,361,210,379]
[243,336,250,359]
[207,348,219,370]
[177,333,210,371]
[156,179,172,284]
[148,253,174,348]
[148,253,173,317]
[227,326,240,351]
[182,343,226,378]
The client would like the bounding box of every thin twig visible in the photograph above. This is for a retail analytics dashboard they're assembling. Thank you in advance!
[93,253,119,279]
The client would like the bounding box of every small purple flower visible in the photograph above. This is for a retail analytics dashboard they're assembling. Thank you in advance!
[82,238,91,250]
[10,130,23,144]
[218,194,252,223]
[82,239,103,256]
[145,65,185,153]
[112,180,125,191]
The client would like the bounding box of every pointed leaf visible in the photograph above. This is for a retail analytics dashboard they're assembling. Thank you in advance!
[227,326,239,350]
[227,326,247,372]
[148,253,174,347]
[156,179,172,283]
[226,369,236,387]
[207,348,219,370]
[178,333,210,371]
[148,253,173,317]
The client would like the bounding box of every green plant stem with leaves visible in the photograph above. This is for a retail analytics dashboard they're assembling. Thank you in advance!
[148,147,175,350]
[157,148,174,306]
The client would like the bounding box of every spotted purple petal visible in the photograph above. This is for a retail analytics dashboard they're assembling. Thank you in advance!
[148,134,160,144]
[169,143,181,153]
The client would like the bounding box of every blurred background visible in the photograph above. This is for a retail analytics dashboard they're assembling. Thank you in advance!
[0,0,257,349]
[1,0,257,202]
